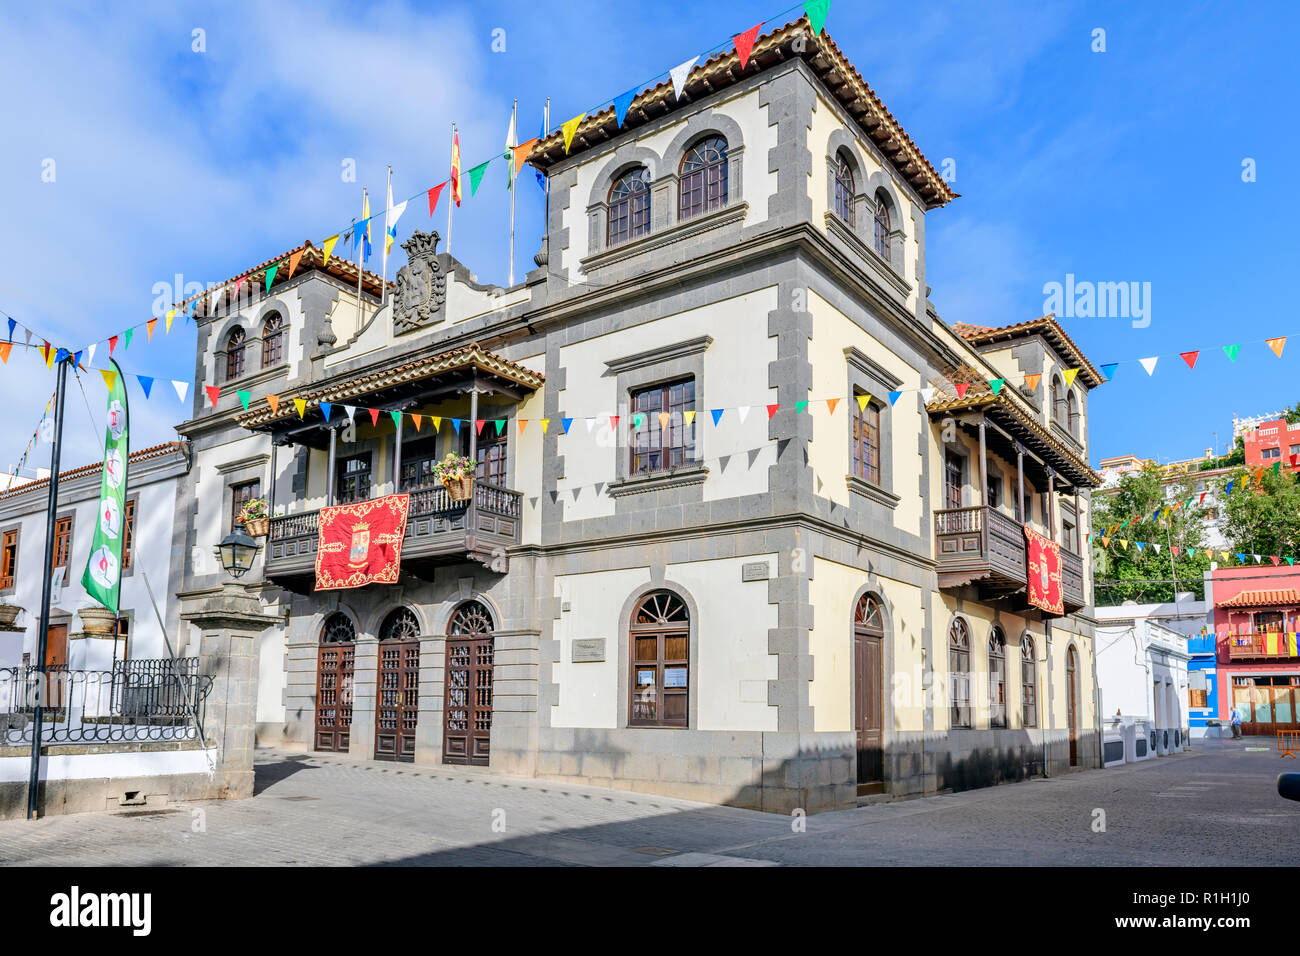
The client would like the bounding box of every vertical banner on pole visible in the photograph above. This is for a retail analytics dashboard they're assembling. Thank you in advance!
[81,358,129,613]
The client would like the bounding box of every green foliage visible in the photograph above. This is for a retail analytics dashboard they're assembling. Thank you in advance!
[1092,463,1211,605]
[1199,435,1244,470]
[1220,465,1300,558]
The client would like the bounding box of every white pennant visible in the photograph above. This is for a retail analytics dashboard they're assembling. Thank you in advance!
[1255,554,1263,563]
[85,343,97,368]
[1139,356,1158,375]
[669,56,699,99]
[344,404,357,421]
[172,380,189,402]
[1152,543,1161,553]
[737,406,751,424]
[209,287,222,314]
[919,387,936,403]
[585,417,596,433]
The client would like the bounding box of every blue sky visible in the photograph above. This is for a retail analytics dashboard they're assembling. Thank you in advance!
[2,0,1297,473]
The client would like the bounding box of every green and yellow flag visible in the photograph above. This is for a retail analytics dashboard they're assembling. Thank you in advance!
[81,359,129,613]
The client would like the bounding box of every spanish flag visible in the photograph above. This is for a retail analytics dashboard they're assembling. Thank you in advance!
[450,129,462,207]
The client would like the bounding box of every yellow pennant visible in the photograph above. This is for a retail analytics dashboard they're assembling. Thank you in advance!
[43,345,54,369]
[856,393,871,412]
[561,113,586,153]
[658,412,670,429]
[100,369,116,389]
[683,410,696,426]
[1118,539,1128,550]
[431,416,442,432]
[293,398,306,418]
[1062,368,1079,387]
[540,418,550,434]
[1221,551,1230,561]
[165,308,176,332]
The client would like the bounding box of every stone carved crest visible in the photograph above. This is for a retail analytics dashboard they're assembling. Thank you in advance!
[393,230,446,334]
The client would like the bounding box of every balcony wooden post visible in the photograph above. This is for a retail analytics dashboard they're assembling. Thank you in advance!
[978,418,988,507]
[268,440,277,517]
[1016,443,1025,522]
[327,425,337,506]
[394,415,404,494]
[468,380,479,464]
[1047,468,1056,542]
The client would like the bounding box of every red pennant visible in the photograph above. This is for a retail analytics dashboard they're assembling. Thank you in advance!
[428,183,445,216]
[766,403,780,419]
[1199,491,1208,503]
[108,335,118,356]
[367,407,379,426]
[734,22,762,69]
[475,419,486,435]
[1180,350,1199,370]
[1171,546,1180,557]
[955,383,970,399]
[1272,556,1281,566]
[204,385,220,406]
[609,414,620,429]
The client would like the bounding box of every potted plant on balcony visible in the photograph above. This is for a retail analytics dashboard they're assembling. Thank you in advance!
[237,497,270,537]
[0,601,21,628]
[432,453,478,502]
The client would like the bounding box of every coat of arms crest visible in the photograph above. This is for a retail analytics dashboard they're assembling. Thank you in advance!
[393,229,447,334]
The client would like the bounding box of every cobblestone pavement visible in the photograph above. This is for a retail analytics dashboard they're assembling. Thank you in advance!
[1,739,1296,866]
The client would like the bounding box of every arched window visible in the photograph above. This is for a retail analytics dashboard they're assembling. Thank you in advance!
[1067,390,1079,437]
[1021,635,1038,728]
[873,191,892,259]
[224,327,246,381]
[988,627,1006,727]
[321,612,356,644]
[833,151,855,226]
[1051,377,1065,424]
[607,167,651,246]
[678,136,728,220]
[949,618,971,728]
[447,600,493,636]
[261,312,284,368]
[379,607,420,642]
[629,590,689,727]
[855,592,884,635]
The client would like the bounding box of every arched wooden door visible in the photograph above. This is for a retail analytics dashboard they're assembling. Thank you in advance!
[315,613,356,753]
[443,601,494,766]
[854,593,884,795]
[375,608,421,762]
[1066,646,1079,766]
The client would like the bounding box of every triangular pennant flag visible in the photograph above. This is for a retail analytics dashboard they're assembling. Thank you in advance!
[494,419,505,435]
[585,418,596,433]
[572,487,581,502]
[84,343,96,367]
[427,183,445,216]
[955,383,970,399]
[1024,372,1043,391]
[609,414,620,429]
[287,249,303,279]
[711,408,724,426]
[165,308,176,333]
[1223,344,1241,362]
[294,398,307,418]
[632,413,645,430]
[766,403,780,420]
[1237,553,1246,563]
[1290,558,1296,566]
[385,410,399,428]
[737,406,751,423]
[1180,351,1199,370]
[804,0,831,34]
[123,328,133,350]
[733,23,762,69]
[561,418,573,434]
[451,417,461,434]
[1136,542,1145,552]
[658,412,670,429]
[321,402,333,422]
[518,419,528,434]
[4,317,12,342]
[108,335,118,356]
[468,159,492,196]
[343,405,356,421]
[796,401,808,414]
[1255,554,1263,564]
[1118,540,1128,550]
[511,140,537,184]
[146,318,157,341]
[204,385,220,406]
[172,381,188,403]
[322,234,339,266]
[718,454,731,473]
[856,394,870,412]
[53,348,68,366]
[236,390,251,411]
[99,369,116,389]
[888,390,903,405]
[826,398,840,415]
[137,375,154,398]
[561,114,586,153]
[1062,368,1079,387]
[432,415,442,432]
[683,410,696,427]
[0,342,10,365]
[1226,479,1235,494]
[612,89,636,129]
[1267,337,1287,358]
[1272,556,1281,566]
[267,394,281,415]
[669,56,699,99]
[919,387,936,403]
[988,378,1005,396]
[409,413,420,431]
[1098,364,1117,381]
[1139,356,1158,375]
[476,419,486,435]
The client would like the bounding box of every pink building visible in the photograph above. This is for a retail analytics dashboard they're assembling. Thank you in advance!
[1209,564,1300,735]
[1242,417,1300,468]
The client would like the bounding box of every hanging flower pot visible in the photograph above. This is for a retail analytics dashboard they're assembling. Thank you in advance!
[242,516,270,537]
[432,453,478,503]
[236,497,270,536]
[446,476,474,502]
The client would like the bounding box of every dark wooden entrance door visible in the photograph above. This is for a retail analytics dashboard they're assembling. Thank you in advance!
[1066,647,1079,766]
[375,608,422,762]
[43,624,68,710]
[853,594,884,795]
[443,601,494,766]
[315,613,356,753]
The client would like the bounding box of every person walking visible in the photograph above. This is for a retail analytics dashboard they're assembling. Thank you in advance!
[1230,707,1243,739]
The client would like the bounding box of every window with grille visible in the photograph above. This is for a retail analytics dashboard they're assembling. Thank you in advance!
[608,168,651,246]
[0,529,16,590]
[630,378,696,475]
[949,618,971,728]
[1021,636,1038,728]
[261,313,284,367]
[852,395,880,484]
[122,497,136,571]
[230,480,259,533]
[833,152,855,226]
[225,327,246,381]
[679,137,728,220]
[629,590,689,727]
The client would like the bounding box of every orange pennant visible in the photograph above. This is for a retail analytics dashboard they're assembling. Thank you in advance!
[287,249,303,279]
[826,397,840,415]
[658,412,670,429]
[513,138,538,178]
[411,413,422,431]
[0,342,10,364]
[266,393,280,414]
[1023,373,1041,392]
[1268,336,1287,358]
[518,419,528,433]
[146,318,157,341]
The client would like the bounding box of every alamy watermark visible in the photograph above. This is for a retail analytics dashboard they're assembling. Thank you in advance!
[1042,274,1151,328]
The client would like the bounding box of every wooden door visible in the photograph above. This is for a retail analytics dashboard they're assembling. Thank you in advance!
[374,640,419,762]
[43,624,68,710]
[442,602,494,766]
[1066,647,1079,766]
[853,594,884,795]
[944,453,963,511]
[315,640,355,752]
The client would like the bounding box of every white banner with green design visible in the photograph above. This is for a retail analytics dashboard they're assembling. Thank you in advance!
[81,358,129,613]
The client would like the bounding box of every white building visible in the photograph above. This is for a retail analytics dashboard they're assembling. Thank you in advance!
[0,442,191,671]
[1094,602,1193,758]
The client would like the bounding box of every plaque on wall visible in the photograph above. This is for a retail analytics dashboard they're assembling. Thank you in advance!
[572,638,606,663]
[742,561,770,582]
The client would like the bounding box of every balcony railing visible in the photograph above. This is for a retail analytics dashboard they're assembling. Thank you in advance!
[935,505,1085,613]
[1227,633,1300,660]
[265,480,523,584]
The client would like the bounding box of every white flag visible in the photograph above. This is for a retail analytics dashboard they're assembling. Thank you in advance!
[669,56,699,99]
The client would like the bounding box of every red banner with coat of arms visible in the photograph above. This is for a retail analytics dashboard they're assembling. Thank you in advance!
[1024,526,1064,616]
[314,493,411,591]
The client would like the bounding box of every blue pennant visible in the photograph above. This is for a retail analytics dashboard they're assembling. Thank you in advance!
[451,418,461,435]
[612,88,636,129]
[1100,362,1118,380]
[320,402,332,421]
[561,417,573,433]
[710,408,724,426]
[888,390,903,405]
[137,375,154,399]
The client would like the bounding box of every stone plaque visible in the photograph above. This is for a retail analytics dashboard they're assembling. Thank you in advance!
[571,638,606,663]
[741,561,770,582]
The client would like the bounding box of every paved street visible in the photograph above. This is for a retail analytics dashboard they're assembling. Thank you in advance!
[1,739,1296,866]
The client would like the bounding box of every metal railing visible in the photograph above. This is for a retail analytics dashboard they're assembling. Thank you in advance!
[0,658,212,745]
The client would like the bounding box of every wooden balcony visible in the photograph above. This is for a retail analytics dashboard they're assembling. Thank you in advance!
[1227,634,1300,660]
[935,506,1085,615]
[264,481,522,591]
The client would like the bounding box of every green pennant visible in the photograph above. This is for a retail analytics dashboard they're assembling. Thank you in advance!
[1275,462,1282,475]
[236,390,251,411]
[494,418,505,435]
[989,378,1005,396]
[796,401,808,414]
[123,328,133,350]
[1223,343,1241,362]
[633,413,645,429]
[265,264,278,291]
[390,410,402,429]
[468,159,492,196]
[804,0,831,34]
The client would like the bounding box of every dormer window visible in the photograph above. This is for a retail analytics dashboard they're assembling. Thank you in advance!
[679,136,728,220]
[224,327,246,382]
[872,191,891,260]
[607,168,651,246]
[833,152,855,227]
[261,312,284,368]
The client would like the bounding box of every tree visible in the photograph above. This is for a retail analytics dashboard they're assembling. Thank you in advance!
[1092,463,1212,604]
[1199,434,1244,470]
[1221,465,1300,558]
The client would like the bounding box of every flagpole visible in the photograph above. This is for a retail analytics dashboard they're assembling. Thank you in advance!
[447,122,456,256]
[357,187,367,325]
[26,356,68,820]
[543,99,551,264]
[508,99,517,287]
[381,165,392,307]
